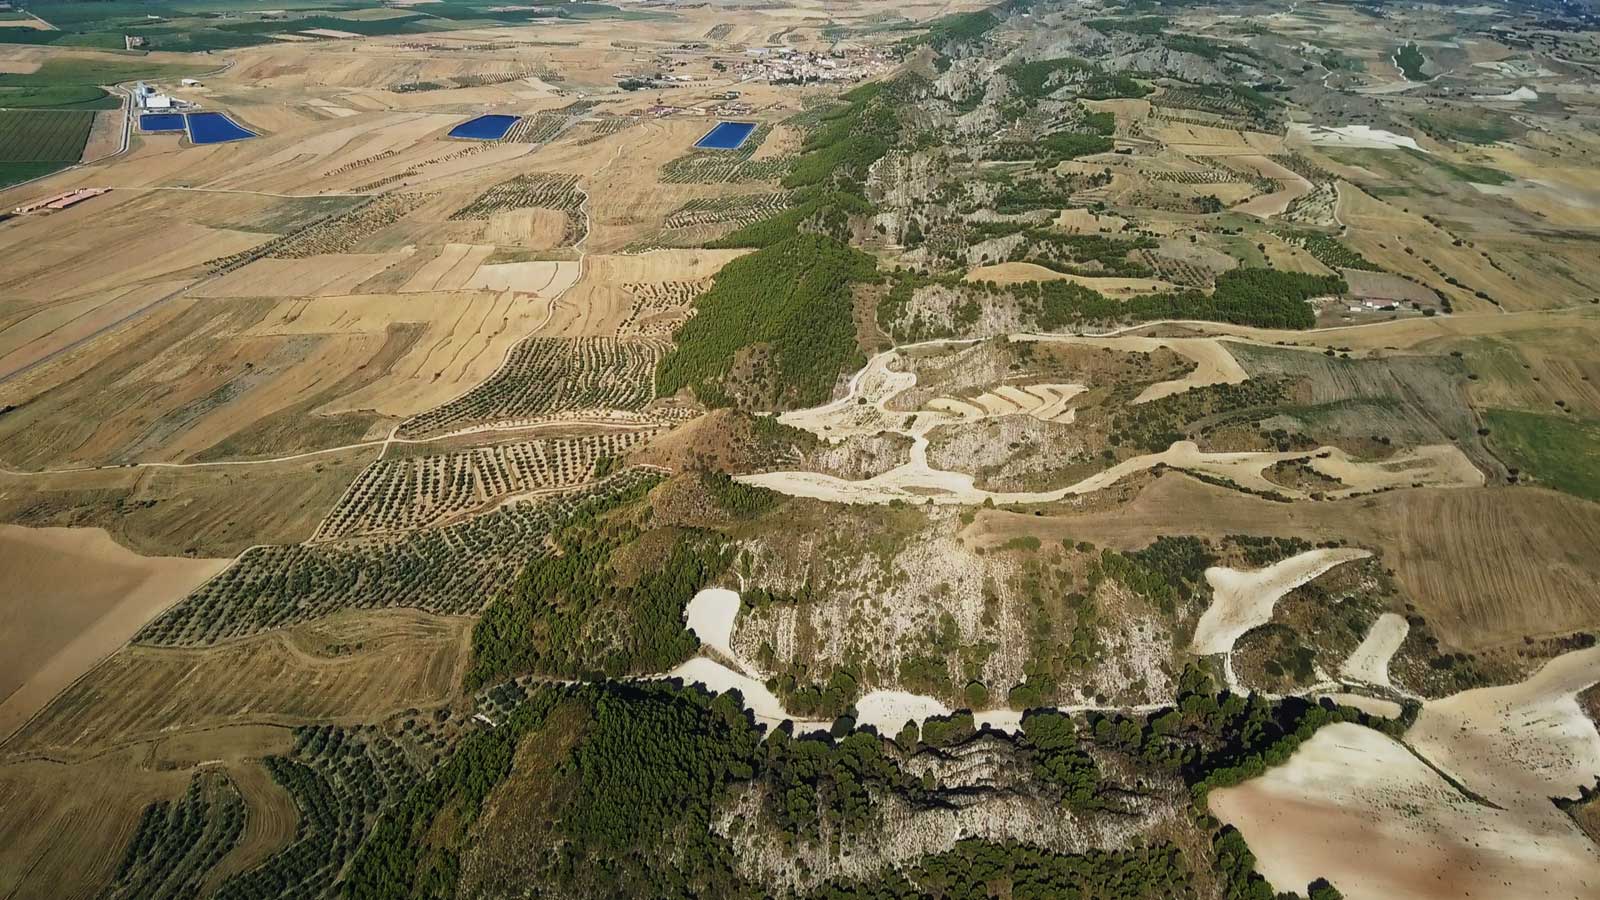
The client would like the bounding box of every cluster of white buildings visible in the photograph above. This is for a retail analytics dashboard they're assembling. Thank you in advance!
[132,81,202,111]
[735,47,894,84]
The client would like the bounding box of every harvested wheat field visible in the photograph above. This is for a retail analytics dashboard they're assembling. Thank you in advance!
[0,279,193,385]
[1113,307,1600,356]
[1210,720,1600,900]
[1155,121,1286,156]
[8,609,469,756]
[250,289,558,419]
[1335,183,1568,312]
[0,193,265,304]
[0,525,229,742]
[0,724,293,900]
[0,297,402,468]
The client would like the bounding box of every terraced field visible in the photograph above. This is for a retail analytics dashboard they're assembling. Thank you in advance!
[1146,167,1247,185]
[211,726,422,900]
[102,770,247,900]
[503,101,598,143]
[664,193,794,230]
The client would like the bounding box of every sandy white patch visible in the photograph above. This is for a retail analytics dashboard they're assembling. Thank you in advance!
[667,657,819,731]
[1308,444,1484,495]
[1320,693,1402,719]
[684,587,742,664]
[1191,548,1371,656]
[1472,86,1538,102]
[1339,612,1409,688]
[744,440,1325,507]
[1287,123,1425,152]
[1210,720,1600,900]
[855,691,954,735]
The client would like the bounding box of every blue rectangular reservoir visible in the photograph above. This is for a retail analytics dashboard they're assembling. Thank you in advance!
[694,120,757,150]
[185,112,257,144]
[139,113,185,133]
[448,114,520,140]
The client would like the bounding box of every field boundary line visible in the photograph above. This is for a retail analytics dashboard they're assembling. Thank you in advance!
[0,419,662,477]
[385,129,630,445]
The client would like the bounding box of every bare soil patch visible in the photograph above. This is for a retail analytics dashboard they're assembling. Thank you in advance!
[0,525,229,742]
[1211,721,1600,900]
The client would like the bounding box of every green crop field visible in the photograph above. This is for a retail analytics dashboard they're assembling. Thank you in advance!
[0,28,128,49]
[0,109,95,161]
[0,161,66,190]
[8,0,637,54]
[0,109,94,187]
[1415,110,1518,146]
[0,84,119,110]
[1395,42,1430,81]
[0,57,209,88]
[1486,409,1600,502]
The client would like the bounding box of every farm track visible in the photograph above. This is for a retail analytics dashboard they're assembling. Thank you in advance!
[0,419,664,476]
[0,138,656,728]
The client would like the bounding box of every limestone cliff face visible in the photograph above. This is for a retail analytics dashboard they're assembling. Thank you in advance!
[715,735,1187,891]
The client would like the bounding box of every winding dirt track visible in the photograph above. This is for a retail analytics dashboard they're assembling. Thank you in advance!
[737,335,1479,505]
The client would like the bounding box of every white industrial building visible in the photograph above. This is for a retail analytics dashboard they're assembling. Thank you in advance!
[132,81,185,111]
